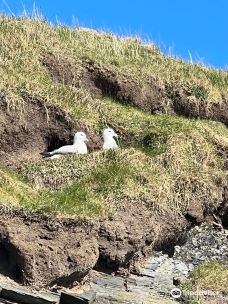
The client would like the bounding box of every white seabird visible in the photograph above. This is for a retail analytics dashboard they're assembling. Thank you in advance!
[102,128,118,150]
[41,131,88,158]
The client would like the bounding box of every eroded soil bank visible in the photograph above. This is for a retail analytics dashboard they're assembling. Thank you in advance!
[0,190,226,291]
[0,91,104,166]
[0,91,75,166]
[42,53,228,125]
[0,217,227,304]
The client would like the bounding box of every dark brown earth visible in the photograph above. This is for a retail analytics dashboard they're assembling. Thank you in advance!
[0,91,102,166]
[0,91,75,166]
[0,210,99,288]
[82,61,170,115]
[217,187,228,229]
[42,53,228,125]
[97,198,189,273]
[168,86,228,126]
[42,53,171,114]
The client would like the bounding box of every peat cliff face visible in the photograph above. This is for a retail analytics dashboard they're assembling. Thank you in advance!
[0,192,226,290]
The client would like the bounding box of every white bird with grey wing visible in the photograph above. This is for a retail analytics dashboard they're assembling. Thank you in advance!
[41,131,88,159]
[102,128,118,150]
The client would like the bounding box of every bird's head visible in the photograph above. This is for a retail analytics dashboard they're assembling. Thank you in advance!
[103,128,118,139]
[74,131,88,143]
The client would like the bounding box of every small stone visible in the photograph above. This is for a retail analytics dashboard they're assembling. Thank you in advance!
[59,291,96,304]
[174,261,189,276]
[174,245,181,254]
[188,263,194,272]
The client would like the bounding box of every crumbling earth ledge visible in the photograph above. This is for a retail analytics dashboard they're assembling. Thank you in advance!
[0,207,227,303]
[0,195,225,290]
[0,209,99,288]
[0,204,190,288]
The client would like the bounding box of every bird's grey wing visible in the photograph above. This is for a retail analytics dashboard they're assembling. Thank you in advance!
[52,145,75,155]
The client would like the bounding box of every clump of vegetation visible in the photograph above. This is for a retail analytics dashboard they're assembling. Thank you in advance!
[191,86,209,100]
[19,122,226,217]
[181,262,228,303]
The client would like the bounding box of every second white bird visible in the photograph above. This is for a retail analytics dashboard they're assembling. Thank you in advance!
[102,128,118,150]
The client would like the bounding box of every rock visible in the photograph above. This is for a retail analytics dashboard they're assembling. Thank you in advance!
[91,272,178,304]
[0,286,58,304]
[188,263,194,272]
[59,291,96,304]
[173,225,228,266]
[0,299,19,304]
[173,260,189,276]
[93,276,124,288]
[174,246,181,254]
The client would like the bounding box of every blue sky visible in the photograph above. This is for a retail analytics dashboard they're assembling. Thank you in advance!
[0,0,227,69]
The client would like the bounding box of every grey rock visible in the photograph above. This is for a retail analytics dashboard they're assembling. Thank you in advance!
[174,261,189,276]
[0,286,57,304]
[0,300,19,304]
[59,290,96,304]
[93,276,124,288]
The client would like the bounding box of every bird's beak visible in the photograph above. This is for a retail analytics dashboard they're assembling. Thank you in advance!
[85,138,89,142]
[114,133,118,138]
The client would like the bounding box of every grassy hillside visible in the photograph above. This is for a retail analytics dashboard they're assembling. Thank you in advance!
[0,15,228,219]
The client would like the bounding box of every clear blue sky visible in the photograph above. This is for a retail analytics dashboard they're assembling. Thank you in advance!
[0,0,227,69]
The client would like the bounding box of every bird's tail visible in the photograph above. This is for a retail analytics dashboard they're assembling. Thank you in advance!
[40,151,51,157]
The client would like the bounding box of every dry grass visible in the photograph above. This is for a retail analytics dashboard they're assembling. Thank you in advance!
[19,124,226,217]
[0,15,227,219]
[0,14,227,117]
[182,262,228,304]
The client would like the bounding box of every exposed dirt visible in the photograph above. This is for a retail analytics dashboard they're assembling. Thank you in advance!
[0,210,99,288]
[42,53,228,125]
[41,53,172,114]
[82,61,171,114]
[216,187,228,229]
[0,208,182,288]
[96,192,226,274]
[0,91,102,166]
[0,91,75,166]
[42,52,82,87]
[168,86,228,126]
[97,199,189,274]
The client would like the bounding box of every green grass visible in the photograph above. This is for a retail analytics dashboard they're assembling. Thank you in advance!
[181,262,228,303]
[0,15,227,219]
[19,120,226,217]
[0,166,108,218]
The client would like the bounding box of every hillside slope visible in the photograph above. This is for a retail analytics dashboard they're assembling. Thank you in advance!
[0,15,227,292]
